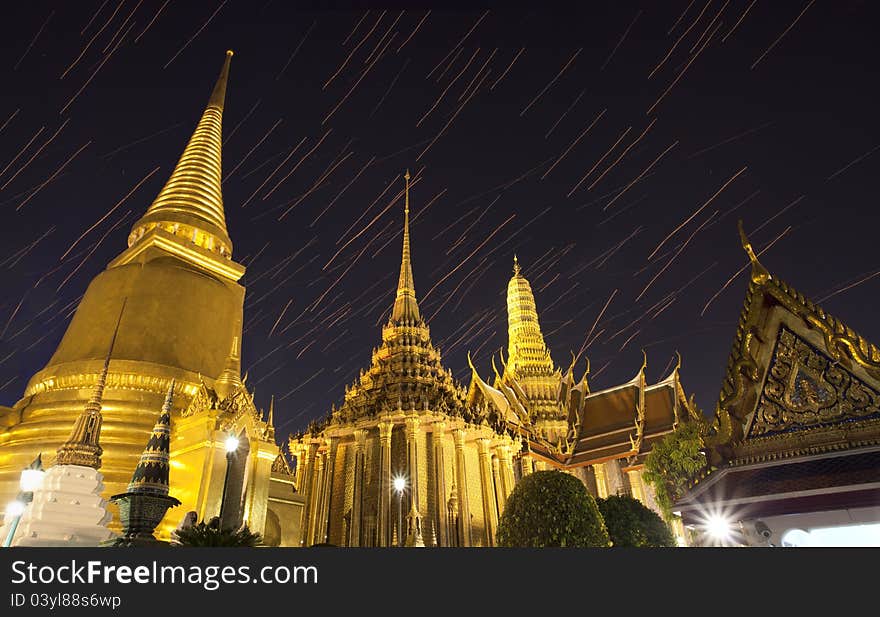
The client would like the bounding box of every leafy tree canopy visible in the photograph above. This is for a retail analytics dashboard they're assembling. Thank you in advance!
[643,421,707,520]
[496,470,610,547]
[597,495,676,547]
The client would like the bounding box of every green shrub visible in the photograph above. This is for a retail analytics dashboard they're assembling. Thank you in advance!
[496,470,610,547]
[597,495,676,547]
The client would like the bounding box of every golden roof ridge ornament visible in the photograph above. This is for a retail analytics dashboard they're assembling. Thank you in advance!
[55,299,127,468]
[391,169,421,323]
[738,219,770,285]
[131,50,235,256]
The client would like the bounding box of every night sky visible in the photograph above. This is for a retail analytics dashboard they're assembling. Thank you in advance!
[1,2,878,439]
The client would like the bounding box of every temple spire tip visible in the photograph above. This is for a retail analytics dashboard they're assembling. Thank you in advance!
[738,219,770,283]
[208,50,233,110]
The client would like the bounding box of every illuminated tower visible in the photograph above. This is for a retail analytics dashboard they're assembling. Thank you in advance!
[290,172,519,547]
[0,52,283,540]
[503,257,566,439]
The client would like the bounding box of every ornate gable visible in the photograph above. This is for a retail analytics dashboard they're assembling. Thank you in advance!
[704,222,880,465]
[749,326,880,438]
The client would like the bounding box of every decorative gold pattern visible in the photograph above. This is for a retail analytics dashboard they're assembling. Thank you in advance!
[750,327,880,437]
[704,222,880,465]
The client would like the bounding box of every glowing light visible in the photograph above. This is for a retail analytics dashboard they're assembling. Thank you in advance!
[706,514,733,542]
[19,468,45,493]
[225,435,240,453]
[392,476,406,493]
[5,500,25,517]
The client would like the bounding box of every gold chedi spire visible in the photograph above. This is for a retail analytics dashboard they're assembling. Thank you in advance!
[506,256,555,379]
[391,170,420,323]
[214,335,243,398]
[129,50,234,258]
[54,300,126,469]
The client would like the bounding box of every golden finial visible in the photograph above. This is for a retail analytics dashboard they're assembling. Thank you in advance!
[738,219,770,284]
[513,254,521,276]
[404,168,411,214]
[391,169,420,323]
[268,395,275,427]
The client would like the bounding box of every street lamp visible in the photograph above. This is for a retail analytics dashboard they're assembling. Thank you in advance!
[3,454,45,547]
[219,434,240,529]
[393,475,406,547]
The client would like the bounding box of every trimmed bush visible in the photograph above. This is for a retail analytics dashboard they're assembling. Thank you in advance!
[496,470,610,547]
[597,495,676,547]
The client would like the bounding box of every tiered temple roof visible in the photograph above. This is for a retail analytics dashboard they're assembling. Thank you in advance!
[320,173,474,429]
[468,258,698,467]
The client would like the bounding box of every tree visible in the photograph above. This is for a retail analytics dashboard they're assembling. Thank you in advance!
[172,517,263,547]
[496,470,610,547]
[597,495,676,547]
[643,421,707,520]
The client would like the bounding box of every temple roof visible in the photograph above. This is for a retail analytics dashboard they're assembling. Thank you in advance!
[325,174,472,426]
[703,222,880,466]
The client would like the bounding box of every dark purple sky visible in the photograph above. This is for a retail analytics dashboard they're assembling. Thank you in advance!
[1,1,878,437]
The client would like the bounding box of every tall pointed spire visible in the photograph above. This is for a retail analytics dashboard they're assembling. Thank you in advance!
[391,170,421,322]
[125,380,175,496]
[55,300,126,468]
[130,50,234,257]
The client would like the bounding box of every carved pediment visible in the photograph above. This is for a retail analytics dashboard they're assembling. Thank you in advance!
[749,326,880,438]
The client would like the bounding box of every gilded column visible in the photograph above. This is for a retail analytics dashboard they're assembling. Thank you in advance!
[491,453,505,515]
[404,415,421,513]
[350,429,367,547]
[298,441,318,546]
[306,448,324,546]
[433,420,448,547]
[318,437,337,544]
[593,463,608,499]
[627,469,645,504]
[452,428,472,547]
[477,437,498,546]
[519,453,533,478]
[377,418,394,547]
[498,443,516,502]
[291,443,306,492]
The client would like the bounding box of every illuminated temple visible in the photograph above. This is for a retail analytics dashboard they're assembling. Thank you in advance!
[0,49,697,545]
[290,178,698,546]
[6,49,873,549]
[0,52,301,545]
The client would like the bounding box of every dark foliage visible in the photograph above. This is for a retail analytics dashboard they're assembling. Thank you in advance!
[597,494,676,547]
[496,470,610,547]
[172,516,263,547]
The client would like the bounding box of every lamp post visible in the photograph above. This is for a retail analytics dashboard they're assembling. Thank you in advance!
[3,454,45,547]
[219,434,240,529]
[393,475,406,547]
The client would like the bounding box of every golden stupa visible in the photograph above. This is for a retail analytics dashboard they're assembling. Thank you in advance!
[0,52,296,541]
